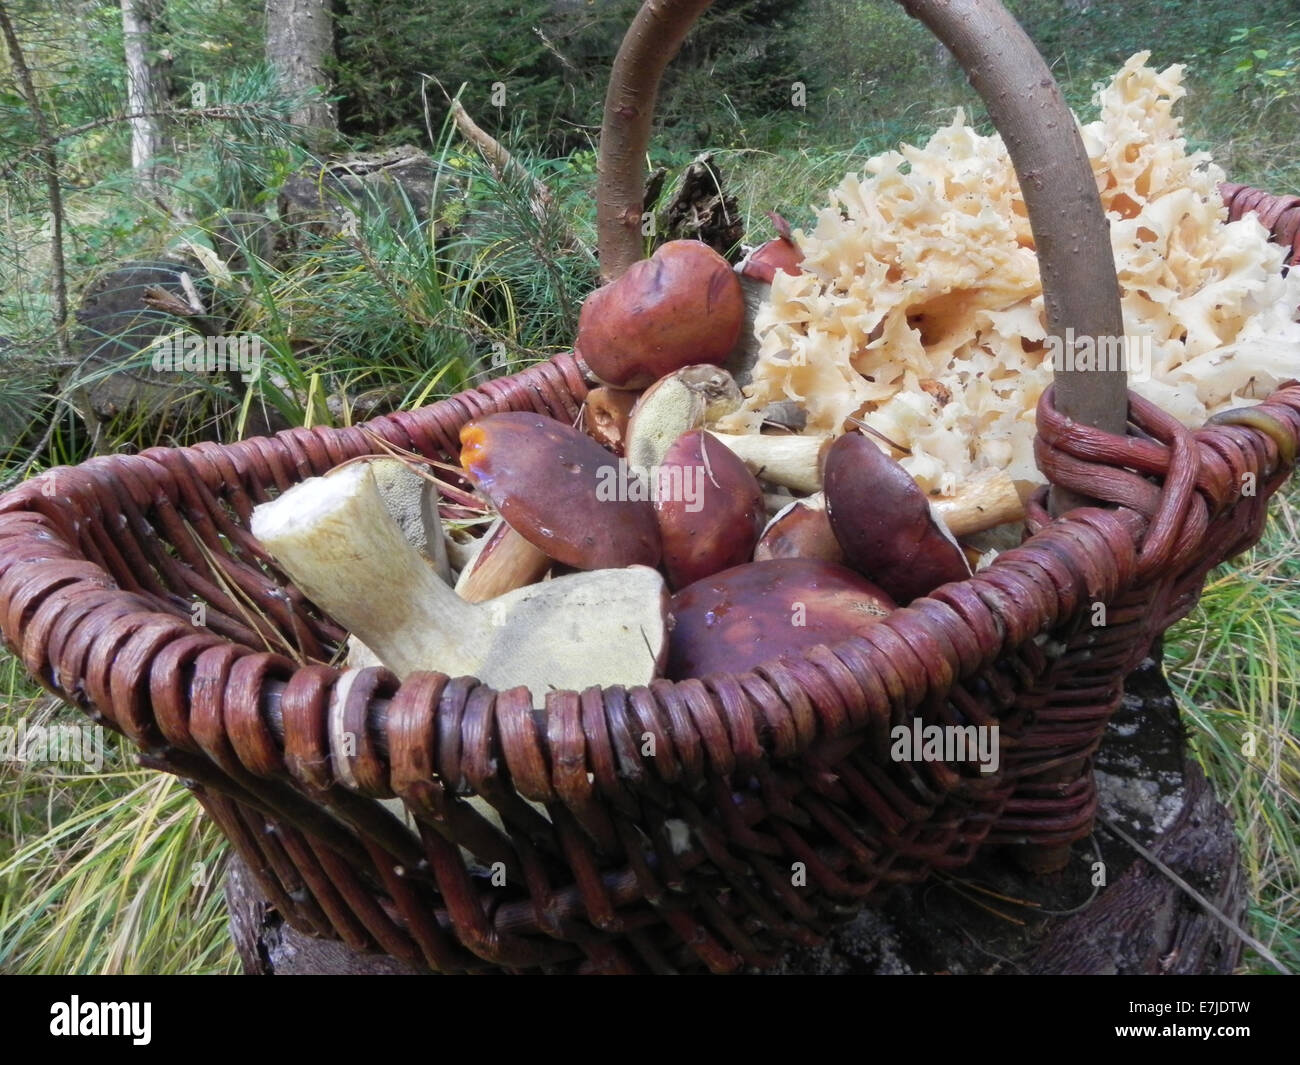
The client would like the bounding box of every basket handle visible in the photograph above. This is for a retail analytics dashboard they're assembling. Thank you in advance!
[595,0,1128,509]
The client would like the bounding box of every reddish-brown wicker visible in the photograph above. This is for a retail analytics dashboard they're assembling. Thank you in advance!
[1,183,1296,970]
[1222,183,1300,265]
[2,50,1299,965]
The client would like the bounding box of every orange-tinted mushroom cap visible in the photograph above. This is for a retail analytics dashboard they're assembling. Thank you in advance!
[460,412,661,570]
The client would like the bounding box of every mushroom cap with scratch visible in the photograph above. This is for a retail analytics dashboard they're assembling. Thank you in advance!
[576,240,745,389]
[654,429,764,590]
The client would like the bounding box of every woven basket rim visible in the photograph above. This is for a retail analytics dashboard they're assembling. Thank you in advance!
[3,350,1298,800]
[1,159,1297,825]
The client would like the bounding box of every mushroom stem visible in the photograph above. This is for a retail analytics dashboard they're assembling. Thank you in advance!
[456,520,551,603]
[252,462,490,679]
[252,463,670,700]
[930,469,1025,537]
[445,527,488,575]
[709,432,828,494]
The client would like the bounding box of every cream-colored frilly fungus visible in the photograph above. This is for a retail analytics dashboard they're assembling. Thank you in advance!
[716,53,1300,495]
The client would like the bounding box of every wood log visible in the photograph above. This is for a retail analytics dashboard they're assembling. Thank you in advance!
[657,153,745,257]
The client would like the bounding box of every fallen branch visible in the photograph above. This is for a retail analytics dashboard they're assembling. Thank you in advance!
[448,97,592,262]
[532,25,580,78]
[450,98,546,201]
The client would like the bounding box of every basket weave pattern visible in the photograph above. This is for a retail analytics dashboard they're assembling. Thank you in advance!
[0,187,1296,973]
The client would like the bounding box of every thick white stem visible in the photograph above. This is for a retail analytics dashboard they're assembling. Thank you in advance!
[931,469,1025,537]
[710,432,828,494]
[251,462,489,679]
[253,463,669,702]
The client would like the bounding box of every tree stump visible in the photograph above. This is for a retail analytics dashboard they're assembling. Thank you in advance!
[276,146,445,245]
[60,259,291,443]
[774,652,1246,974]
[224,651,1247,974]
[67,259,219,427]
[655,153,745,259]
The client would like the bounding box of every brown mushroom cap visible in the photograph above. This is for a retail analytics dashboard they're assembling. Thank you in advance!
[583,387,640,455]
[576,240,744,389]
[738,235,804,284]
[655,429,764,590]
[667,557,895,680]
[753,494,845,565]
[460,412,661,570]
[823,432,970,604]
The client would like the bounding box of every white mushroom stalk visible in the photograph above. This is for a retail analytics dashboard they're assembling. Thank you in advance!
[929,469,1025,537]
[251,462,668,703]
[707,432,829,495]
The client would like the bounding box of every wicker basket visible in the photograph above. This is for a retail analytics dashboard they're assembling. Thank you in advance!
[2,0,1298,973]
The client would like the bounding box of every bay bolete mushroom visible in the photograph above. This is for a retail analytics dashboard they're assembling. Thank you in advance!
[250,462,669,701]
[823,432,971,604]
[654,429,764,590]
[736,214,804,284]
[582,387,640,455]
[754,493,845,565]
[576,239,744,389]
[625,364,742,473]
[667,557,895,680]
[459,411,661,576]
[623,365,828,494]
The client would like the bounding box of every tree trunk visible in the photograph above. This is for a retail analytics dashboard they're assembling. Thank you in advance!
[264,0,337,142]
[0,2,70,362]
[120,0,165,194]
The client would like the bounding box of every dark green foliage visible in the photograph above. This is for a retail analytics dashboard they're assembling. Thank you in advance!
[333,0,600,148]
[1008,0,1298,79]
[332,0,810,152]
[653,0,812,142]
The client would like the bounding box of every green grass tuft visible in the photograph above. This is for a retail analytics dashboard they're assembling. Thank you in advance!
[0,664,236,974]
[1165,487,1300,974]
